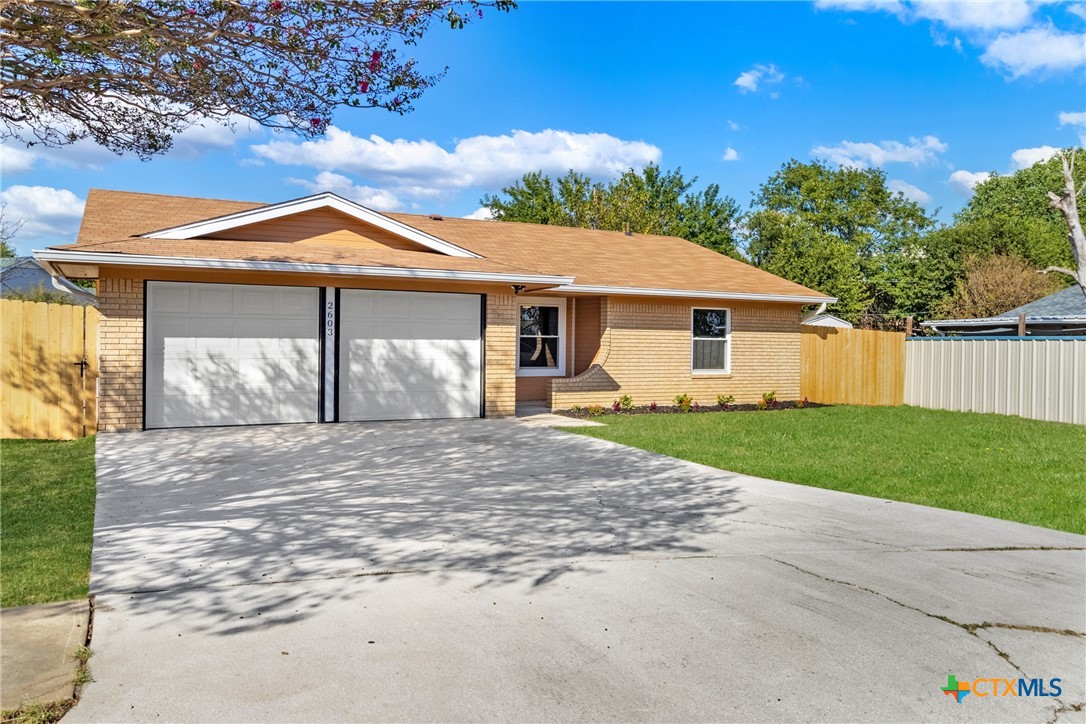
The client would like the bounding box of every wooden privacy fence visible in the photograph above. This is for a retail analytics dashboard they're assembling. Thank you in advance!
[801,327,905,406]
[905,338,1086,425]
[1,299,99,439]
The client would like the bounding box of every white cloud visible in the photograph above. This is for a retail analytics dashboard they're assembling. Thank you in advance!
[0,185,86,246]
[814,0,904,13]
[948,170,992,195]
[727,120,741,131]
[1010,145,1061,170]
[252,128,662,198]
[912,1,1033,31]
[981,27,1086,77]
[463,207,495,221]
[733,64,785,94]
[286,171,403,211]
[811,135,948,168]
[1058,111,1086,127]
[721,147,740,162]
[818,1,1086,81]
[0,144,36,175]
[887,179,932,204]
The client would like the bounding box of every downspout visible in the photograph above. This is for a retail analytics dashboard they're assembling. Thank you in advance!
[801,302,828,324]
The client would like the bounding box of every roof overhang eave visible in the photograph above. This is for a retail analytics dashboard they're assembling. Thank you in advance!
[32,249,575,287]
[551,283,835,305]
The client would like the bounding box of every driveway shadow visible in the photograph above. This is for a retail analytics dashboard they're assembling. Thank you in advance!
[92,420,747,632]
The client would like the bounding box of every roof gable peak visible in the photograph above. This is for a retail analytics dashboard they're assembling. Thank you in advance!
[138,192,481,258]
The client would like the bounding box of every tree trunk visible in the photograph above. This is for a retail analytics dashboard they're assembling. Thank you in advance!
[1046,151,1086,297]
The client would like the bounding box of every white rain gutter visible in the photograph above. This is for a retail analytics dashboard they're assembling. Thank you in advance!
[551,284,836,305]
[33,249,575,286]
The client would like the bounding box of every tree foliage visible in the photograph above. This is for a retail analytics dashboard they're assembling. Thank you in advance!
[481,165,743,258]
[1,0,514,157]
[745,160,936,322]
[936,254,1062,320]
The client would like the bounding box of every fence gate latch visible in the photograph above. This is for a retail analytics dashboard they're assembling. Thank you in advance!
[73,358,88,378]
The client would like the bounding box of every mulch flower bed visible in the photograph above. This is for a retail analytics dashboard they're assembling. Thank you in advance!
[557,400,828,418]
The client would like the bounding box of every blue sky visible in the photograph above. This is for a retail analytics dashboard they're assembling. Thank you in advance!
[3,0,1085,254]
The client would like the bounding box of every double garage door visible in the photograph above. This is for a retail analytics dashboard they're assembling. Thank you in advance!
[145,282,482,429]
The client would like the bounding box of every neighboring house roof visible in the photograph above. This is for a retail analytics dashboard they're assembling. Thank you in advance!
[41,188,835,304]
[801,312,853,328]
[922,285,1086,335]
[1,256,97,305]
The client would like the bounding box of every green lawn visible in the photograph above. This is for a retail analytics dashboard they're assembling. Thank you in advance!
[1,437,96,608]
[567,406,1086,535]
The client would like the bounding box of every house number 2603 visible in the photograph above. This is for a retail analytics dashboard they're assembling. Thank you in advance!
[325,300,335,337]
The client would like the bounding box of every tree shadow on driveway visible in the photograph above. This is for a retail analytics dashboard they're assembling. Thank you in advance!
[91,420,748,633]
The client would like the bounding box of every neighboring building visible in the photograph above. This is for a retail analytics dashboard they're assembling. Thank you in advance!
[1,256,97,305]
[36,189,835,432]
[922,286,1086,337]
[801,306,853,329]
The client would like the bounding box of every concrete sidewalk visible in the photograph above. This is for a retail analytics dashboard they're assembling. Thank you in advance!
[1,599,89,711]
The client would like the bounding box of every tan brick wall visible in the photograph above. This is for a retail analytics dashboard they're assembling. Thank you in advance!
[549,297,802,409]
[484,293,517,417]
[97,276,145,432]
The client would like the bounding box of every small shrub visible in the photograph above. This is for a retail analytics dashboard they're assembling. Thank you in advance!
[692,401,700,412]
[716,394,735,409]
[756,398,768,411]
[649,401,658,411]
[762,391,778,408]
[619,394,633,411]
[612,399,621,412]
[587,404,604,416]
[796,397,808,409]
[674,393,692,412]
[570,404,582,413]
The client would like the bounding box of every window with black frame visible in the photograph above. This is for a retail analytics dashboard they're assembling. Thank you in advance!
[519,303,563,373]
[692,308,730,372]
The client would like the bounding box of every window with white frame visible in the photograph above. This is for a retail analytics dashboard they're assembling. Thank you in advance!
[692,308,730,373]
[518,299,566,376]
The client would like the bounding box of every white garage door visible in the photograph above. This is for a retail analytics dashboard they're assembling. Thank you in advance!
[338,290,482,421]
[145,282,320,428]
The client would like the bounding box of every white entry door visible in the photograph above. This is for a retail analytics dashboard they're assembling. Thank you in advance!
[145,282,320,428]
[338,290,482,421]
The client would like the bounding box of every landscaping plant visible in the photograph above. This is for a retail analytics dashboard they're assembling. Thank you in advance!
[674,393,693,413]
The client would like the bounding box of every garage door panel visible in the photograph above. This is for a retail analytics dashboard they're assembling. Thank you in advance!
[338,290,481,422]
[194,286,234,313]
[146,282,319,429]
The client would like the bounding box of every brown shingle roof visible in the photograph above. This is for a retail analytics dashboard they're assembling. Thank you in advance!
[66,189,830,300]
[55,236,542,276]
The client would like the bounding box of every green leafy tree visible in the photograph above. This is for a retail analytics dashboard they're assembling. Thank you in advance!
[2,0,514,158]
[745,160,937,322]
[482,165,743,258]
[945,148,1084,276]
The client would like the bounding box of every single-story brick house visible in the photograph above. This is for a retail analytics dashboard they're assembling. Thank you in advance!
[35,189,834,431]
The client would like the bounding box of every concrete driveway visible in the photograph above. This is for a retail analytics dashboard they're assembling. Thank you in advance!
[70,420,1084,723]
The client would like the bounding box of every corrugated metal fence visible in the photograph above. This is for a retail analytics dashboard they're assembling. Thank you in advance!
[1,299,99,439]
[904,338,1086,425]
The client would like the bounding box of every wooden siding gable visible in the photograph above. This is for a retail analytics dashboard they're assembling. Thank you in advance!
[202,207,444,254]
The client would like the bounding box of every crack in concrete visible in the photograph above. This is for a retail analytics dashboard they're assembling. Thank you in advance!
[770,558,1084,682]
[1047,701,1084,724]
[728,517,907,549]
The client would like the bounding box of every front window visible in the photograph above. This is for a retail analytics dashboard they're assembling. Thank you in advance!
[692,308,730,373]
[518,300,566,376]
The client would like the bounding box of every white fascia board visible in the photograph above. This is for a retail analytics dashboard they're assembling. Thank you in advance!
[137,192,482,258]
[552,284,836,305]
[32,249,574,286]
